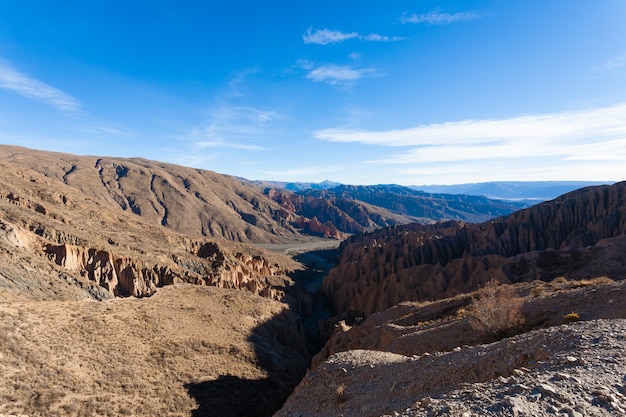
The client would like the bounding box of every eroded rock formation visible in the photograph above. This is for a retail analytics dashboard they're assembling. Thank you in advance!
[0,152,301,302]
[39,239,293,299]
[323,182,626,316]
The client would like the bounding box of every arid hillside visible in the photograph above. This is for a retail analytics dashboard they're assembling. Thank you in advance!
[0,145,302,243]
[0,149,303,302]
[0,146,526,243]
[323,181,626,316]
[0,284,309,417]
[0,146,321,417]
[278,279,626,417]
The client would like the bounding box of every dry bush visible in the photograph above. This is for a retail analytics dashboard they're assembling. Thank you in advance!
[563,312,581,323]
[335,384,347,403]
[470,279,525,338]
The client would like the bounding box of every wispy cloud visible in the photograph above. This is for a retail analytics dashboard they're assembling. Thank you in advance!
[315,104,626,147]
[303,28,403,45]
[401,11,478,25]
[184,105,283,151]
[314,103,626,172]
[0,60,81,112]
[81,126,133,137]
[596,53,626,71]
[259,166,338,180]
[303,28,360,45]
[195,141,264,151]
[311,104,626,183]
[307,65,377,85]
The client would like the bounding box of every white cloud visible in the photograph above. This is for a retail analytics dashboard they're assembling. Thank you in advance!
[303,28,403,45]
[183,104,282,152]
[81,126,133,137]
[396,159,621,184]
[0,61,81,112]
[303,28,360,45]
[314,103,626,183]
[196,141,265,151]
[314,104,626,148]
[363,33,404,42]
[307,65,376,85]
[401,11,478,24]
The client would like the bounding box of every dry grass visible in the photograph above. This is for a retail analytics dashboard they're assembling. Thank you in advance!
[469,279,525,337]
[563,312,581,323]
[0,285,308,417]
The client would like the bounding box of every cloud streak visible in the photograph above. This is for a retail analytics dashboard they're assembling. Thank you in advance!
[597,53,626,71]
[314,103,626,182]
[303,28,403,45]
[195,141,264,151]
[315,104,626,148]
[401,11,478,25]
[0,61,81,112]
[307,65,377,85]
[184,104,283,152]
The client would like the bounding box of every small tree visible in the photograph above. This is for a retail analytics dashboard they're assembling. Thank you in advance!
[470,279,525,338]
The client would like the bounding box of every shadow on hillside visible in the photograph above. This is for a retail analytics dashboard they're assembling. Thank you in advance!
[185,247,340,416]
[185,307,310,417]
[185,376,284,417]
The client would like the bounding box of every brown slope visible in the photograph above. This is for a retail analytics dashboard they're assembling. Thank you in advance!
[0,145,298,243]
[279,319,626,417]
[0,149,302,302]
[0,285,309,417]
[322,181,626,316]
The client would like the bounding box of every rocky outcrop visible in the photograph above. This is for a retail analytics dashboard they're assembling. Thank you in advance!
[267,188,392,235]
[277,319,626,417]
[323,182,626,316]
[42,240,292,299]
[44,244,186,297]
[313,279,626,369]
[0,220,33,249]
[293,216,341,238]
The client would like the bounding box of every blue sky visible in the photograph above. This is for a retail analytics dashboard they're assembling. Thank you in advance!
[1,1,625,185]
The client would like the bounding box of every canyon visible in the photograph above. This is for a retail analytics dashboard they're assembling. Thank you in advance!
[0,146,624,417]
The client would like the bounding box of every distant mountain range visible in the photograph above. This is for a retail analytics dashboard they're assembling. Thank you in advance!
[412,181,612,202]
[0,146,608,244]
[261,180,613,203]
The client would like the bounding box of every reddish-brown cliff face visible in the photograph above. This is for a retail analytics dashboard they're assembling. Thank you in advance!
[266,188,416,236]
[265,184,527,237]
[323,182,626,316]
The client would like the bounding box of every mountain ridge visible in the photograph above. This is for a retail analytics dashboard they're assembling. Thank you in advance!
[0,145,526,244]
[323,181,626,316]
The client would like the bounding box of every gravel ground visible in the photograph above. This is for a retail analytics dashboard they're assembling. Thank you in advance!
[276,319,626,417]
